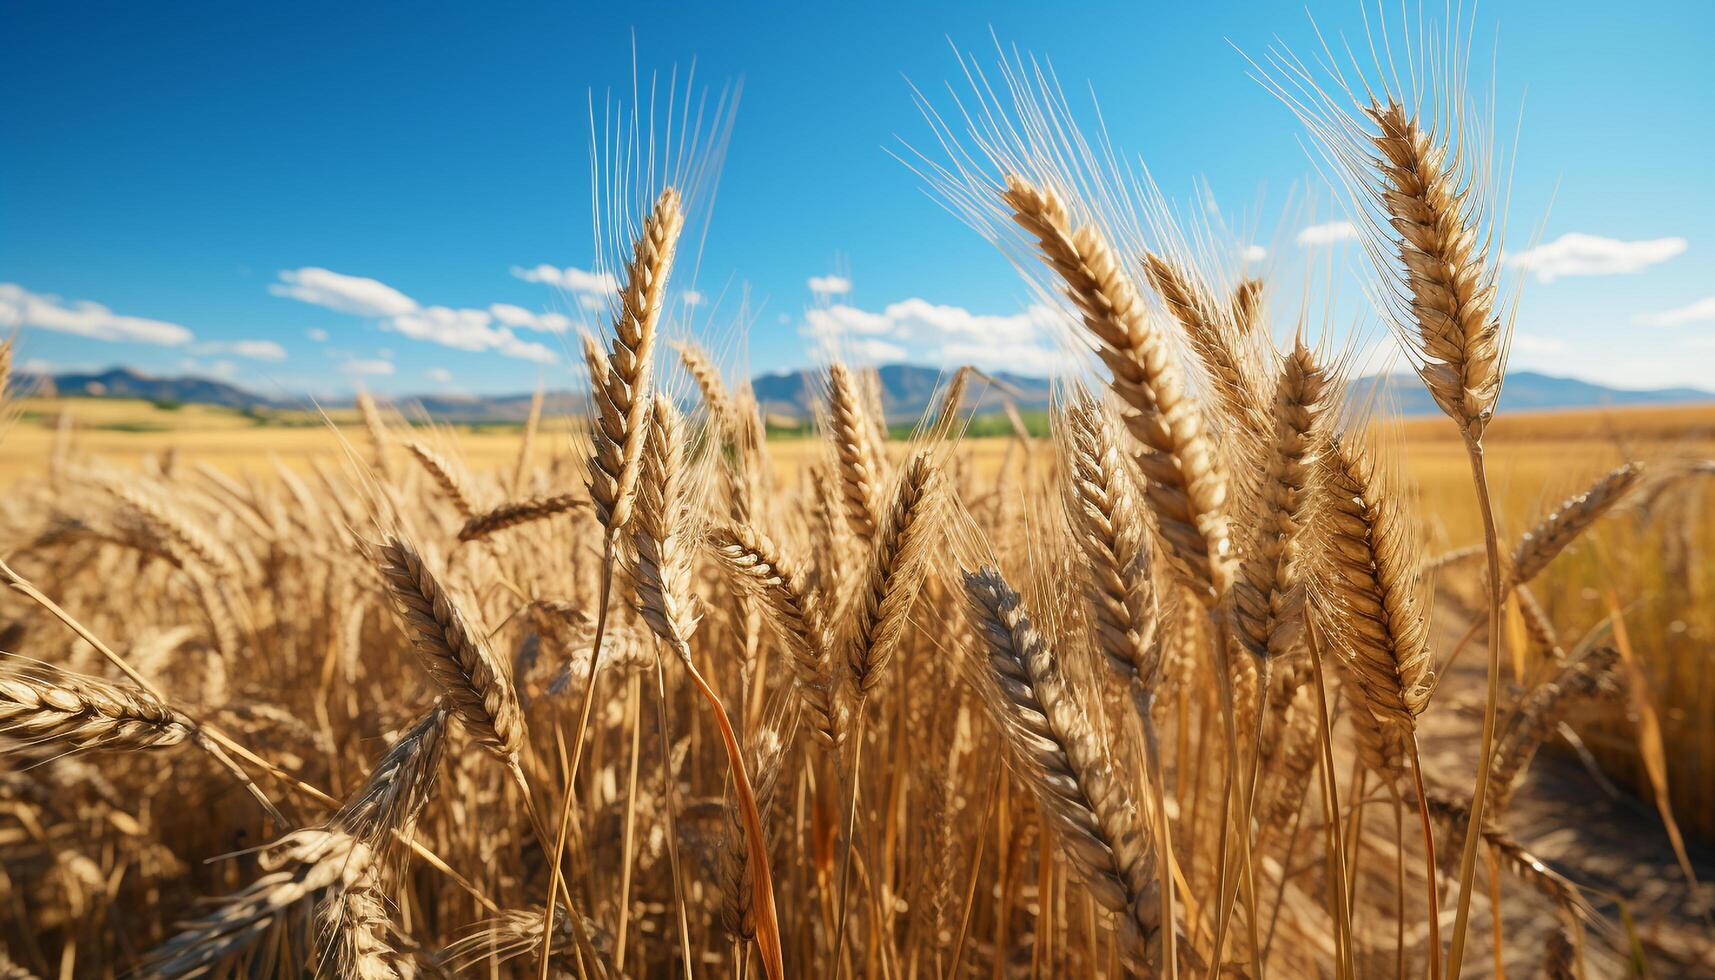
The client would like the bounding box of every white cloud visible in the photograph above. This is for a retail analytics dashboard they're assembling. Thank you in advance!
[1509,333,1565,354]
[808,274,853,298]
[840,338,909,361]
[1296,221,1359,246]
[683,290,705,307]
[510,264,617,294]
[193,339,287,361]
[270,268,417,318]
[426,367,453,384]
[306,327,330,342]
[340,359,395,376]
[578,294,608,312]
[0,283,194,346]
[1240,244,1268,263]
[388,306,498,351]
[1506,233,1686,283]
[1635,295,1715,327]
[494,335,557,363]
[800,297,1070,369]
[272,268,558,364]
[489,303,572,334]
[383,306,557,364]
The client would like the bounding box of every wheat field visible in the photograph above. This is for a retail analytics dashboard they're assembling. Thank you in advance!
[4,16,1715,980]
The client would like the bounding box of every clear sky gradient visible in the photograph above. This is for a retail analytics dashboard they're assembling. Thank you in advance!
[5,1,1713,398]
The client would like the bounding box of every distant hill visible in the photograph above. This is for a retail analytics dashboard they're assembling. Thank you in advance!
[15,363,1714,424]
[1359,371,1715,417]
[751,364,1055,422]
[16,367,270,410]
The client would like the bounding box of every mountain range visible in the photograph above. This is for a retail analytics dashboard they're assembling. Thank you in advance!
[16,364,1714,424]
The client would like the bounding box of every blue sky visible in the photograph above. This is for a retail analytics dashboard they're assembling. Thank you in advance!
[4,1,1713,398]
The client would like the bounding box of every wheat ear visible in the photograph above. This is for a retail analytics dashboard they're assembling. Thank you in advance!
[143,829,376,977]
[627,396,701,652]
[1230,340,1330,668]
[961,566,1165,969]
[827,362,884,541]
[1061,396,1161,694]
[446,907,605,972]
[318,871,417,980]
[1509,462,1642,586]
[1060,397,1171,978]
[0,669,195,753]
[843,449,942,697]
[677,340,736,430]
[1313,431,1440,972]
[356,391,392,480]
[528,602,656,693]
[1144,251,1265,435]
[102,481,238,578]
[1313,434,1433,729]
[1002,175,1231,602]
[1230,277,1265,336]
[586,187,683,535]
[720,725,787,944]
[404,440,478,519]
[377,536,524,760]
[708,522,848,748]
[1487,648,1623,816]
[1367,101,1504,438]
[336,704,449,848]
[1423,794,1597,923]
[625,393,787,980]
[459,493,587,542]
